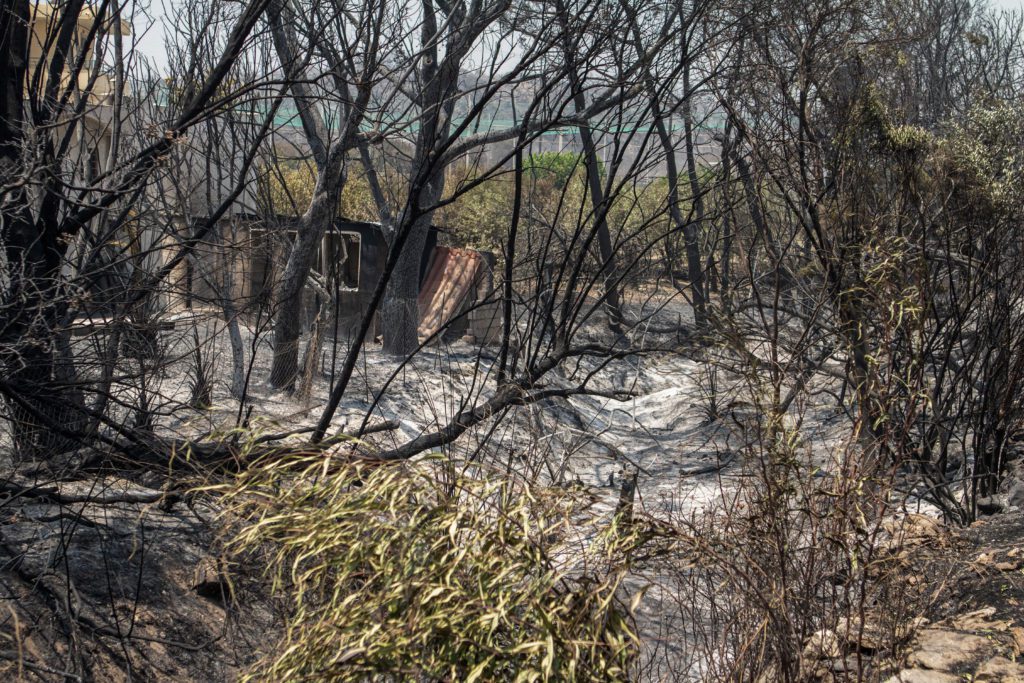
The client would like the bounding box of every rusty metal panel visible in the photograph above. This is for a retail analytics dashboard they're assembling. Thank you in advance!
[417,247,483,340]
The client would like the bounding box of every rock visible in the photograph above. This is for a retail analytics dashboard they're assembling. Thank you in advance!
[803,629,842,659]
[883,670,961,683]
[1007,479,1024,508]
[192,557,231,602]
[977,495,1007,515]
[882,514,946,551]
[976,655,1024,682]
[949,606,1011,632]
[836,614,927,652]
[847,619,886,652]
[827,657,862,674]
[1011,626,1024,654]
[906,628,989,670]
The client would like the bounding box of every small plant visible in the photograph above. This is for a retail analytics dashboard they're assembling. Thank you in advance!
[188,324,214,409]
[696,351,721,424]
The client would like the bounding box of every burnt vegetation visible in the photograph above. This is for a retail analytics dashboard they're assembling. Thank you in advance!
[1,0,1024,680]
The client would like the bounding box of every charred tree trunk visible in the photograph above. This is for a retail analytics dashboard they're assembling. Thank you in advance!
[556,0,623,333]
[267,183,343,390]
[266,0,339,388]
[380,0,459,356]
[265,0,369,385]
[680,59,708,329]
[380,210,434,356]
[0,0,86,457]
[219,231,247,399]
[718,125,735,298]
[296,297,328,405]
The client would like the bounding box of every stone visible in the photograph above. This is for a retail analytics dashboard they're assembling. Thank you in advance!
[191,557,230,602]
[949,606,1011,632]
[883,670,961,683]
[977,495,1008,515]
[1007,479,1024,508]
[836,615,927,652]
[827,657,862,674]
[803,629,842,659]
[906,628,989,670]
[976,655,1024,682]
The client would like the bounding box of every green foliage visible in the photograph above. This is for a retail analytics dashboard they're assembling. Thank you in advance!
[523,151,598,189]
[939,103,1024,219]
[261,162,380,222]
[215,453,642,682]
[884,124,931,157]
[439,171,514,251]
[840,83,933,160]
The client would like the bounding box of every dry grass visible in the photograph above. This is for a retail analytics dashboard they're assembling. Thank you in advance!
[213,450,646,682]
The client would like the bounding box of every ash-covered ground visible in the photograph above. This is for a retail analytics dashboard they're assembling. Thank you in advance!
[0,293,927,681]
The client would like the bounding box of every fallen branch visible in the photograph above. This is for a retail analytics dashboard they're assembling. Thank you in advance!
[12,420,404,479]
[0,481,172,506]
[373,382,638,461]
[0,649,83,681]
[679,454,736,478]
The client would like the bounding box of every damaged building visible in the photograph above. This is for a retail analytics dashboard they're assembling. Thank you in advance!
[174,217,501,346]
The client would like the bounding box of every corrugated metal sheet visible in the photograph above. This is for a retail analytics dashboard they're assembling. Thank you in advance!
[417,247,484,340]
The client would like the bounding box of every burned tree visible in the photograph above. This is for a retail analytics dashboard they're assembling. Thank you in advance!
[0,0,274,457]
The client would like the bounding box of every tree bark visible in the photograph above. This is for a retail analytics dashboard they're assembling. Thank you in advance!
[555,0,624,333]
[0,0,87,457]
[267,181,343,389]
[265,0,365,386]
[379,212,433,356]
[680,58,708,329]
[379,0,461,355]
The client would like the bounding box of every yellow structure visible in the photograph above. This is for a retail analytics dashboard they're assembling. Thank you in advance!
[27,2,130,105]
[24,2,132,187]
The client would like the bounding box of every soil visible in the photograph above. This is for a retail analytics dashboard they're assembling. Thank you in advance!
[874,512,1024,682]
[937,513,1024,626]
[0,477,281,681]
[3,293,1021,681]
